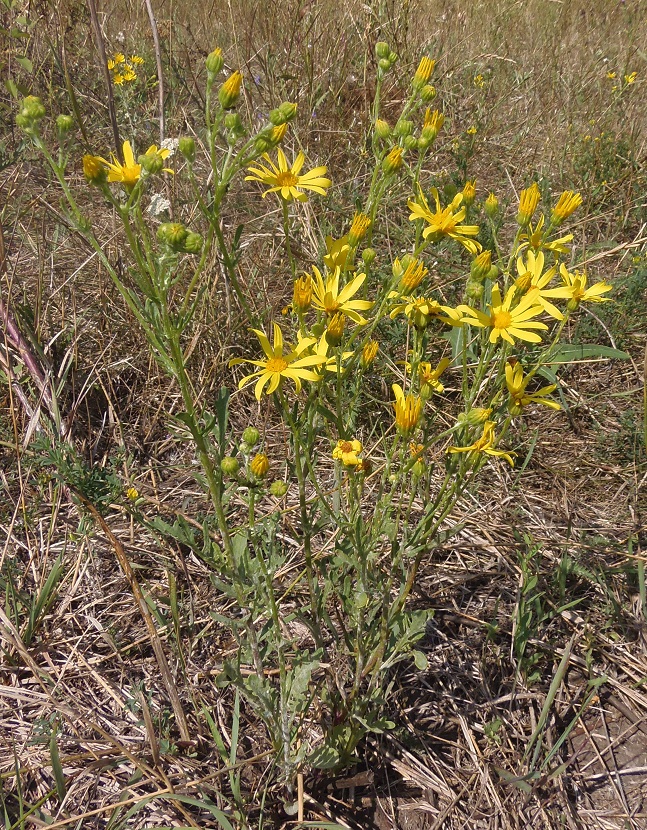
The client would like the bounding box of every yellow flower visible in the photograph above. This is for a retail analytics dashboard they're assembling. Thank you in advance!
[559,265,613,309]
[624,72,637,85]
[390,295,464,329]
[484,192,499,217]
[108,53,125,70]
[458,283,548,345]
[271,123,288,144]
[245,149,331,202]
[396,257,427,292]
[462,179,476,207]
[516,214,573,256]
[311,266,373,324]
[448,420,514,466]
[333,439,363,466]
[412,56,435,89]
[292,274,313,312]
[250,453,270,477]
[517,182,541,226]
[419,357,451,396]
[466,125,478,135]
[125,486,139,501]
[392,384,422,438]
[361,339,379,368]
[408,187,481,254]
[551,190,582,224]
[505,361,560,414]
[515,250,572,320]
[97,140,171,189]
[473,74,485,88]
[606,71,616,79]
[383,146,404,173]
[323,235,350,271]
[82,154,106,184]
[113,74,125,85]
[219,70,243,108]
[130,55,145,65]
[348,213,371,247]
[229,323,326,399]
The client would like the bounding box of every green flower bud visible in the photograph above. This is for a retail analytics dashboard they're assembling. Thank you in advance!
[220,456,240,476]
[457,407,492,426]
[21,95,46,121]
[157,222,188,248]
[388,51,398,64]
[375,119,391,140]
[278,101,297,121]
[484,192,499,218]
[269,480,289,497]
[362,247,376,266]
[420,84,436,101]
[178,136,195,163]
[224,112,242,131]
[378,58,391,72]
[375,42,390,60]
[412,459,426,479]
[254,130,274,153]
[56,114,74,135]
[486,265,500,281]
[206,47,224,77]
[465,279,483,301]
[140,152,164,175]
[403,134,418,150]
[394,118,413,137]
[242,426,260,446]
[470,250,492,282]
[182,232,203,254]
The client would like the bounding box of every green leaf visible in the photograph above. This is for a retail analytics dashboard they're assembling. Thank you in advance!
[214,387,230,448]
[15,55,33,72]
[308,744,342,770]
[549,343,630,364]
[412,649,428,670]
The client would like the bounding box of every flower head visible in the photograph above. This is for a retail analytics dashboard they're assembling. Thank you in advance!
[96,140,171,189]
[419,357,451,397]
[293,274,313,312]
[449,421,514,466]
[383,146,404,174]
[516,213,573,256]
[219,71,243,108]
[245,149,331,202]
[229,323,326,399]
[311,266,373,324]
[395,257,427,292]
[551,190,582,225]
[390,295,464,329]
[505,361,561,414]
[324,235,350,271]
[515,250,572,320]
[408,187,481,254]
[392,384,422,438]
[333,439,363,467]
[361,339,379,368]
[250,453,270,477]
[517,182,541,226]
[458,283,548,345]
[412,56,435,90]
[559,265,613,309]
[348,213,371,247]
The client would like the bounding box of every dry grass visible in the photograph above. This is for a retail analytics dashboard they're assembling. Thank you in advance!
[1,0,647,827]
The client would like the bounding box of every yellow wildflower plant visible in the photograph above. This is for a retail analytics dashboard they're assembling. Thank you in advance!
[229,323,326,399]
[505,361,561,413]
[559,265,613,309]
[96,140,172,189]
[332,439,363,467]
[311,266,373,324]
[448,420,514,466]
[458,284,548,345]
[245,149,331,202]
[418,357,451,396]
[408,187,481,254]
[392,384,423,438]
[515,250,572,320]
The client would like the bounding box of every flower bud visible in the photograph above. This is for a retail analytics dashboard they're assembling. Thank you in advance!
[157,222,188,248]
[465,280,483,301]
[421,109,444,143]
[242,426,260,446]
[348,213,371,247]
[325,312,346,346]
[206,47,224,77]
[269,480,289,497]
[412,56,435,91]
[462,180,476,207]
[126,486,139,502]
[361,339,378,368]
[292,273,313,312]
[375,42,390,60]
[20,95,46,121]
[362,247,376,267]
[375,119,391,141]
[183,232,203,254]
[178,136,195,163]
[403,134,418,151]
[254,130,274,153]
[420,84,436,101]
[220,456,240,476]
[83,154,107,185]
[382,146,403,174]
[484,192,498,218]
[270,123,288,145]
[378,58,392,72]
[470,250,492,282]
[412,459,426,478]
[487,265,499,281]
[517,182,541,226]
[250,452,270,478]
[457,407,492,426]
[140,152,165,175]
[394,118,413,137]
[224,112,242,131]
[218,70,243,109]
[56,114,74,135]
[551,190,582,225]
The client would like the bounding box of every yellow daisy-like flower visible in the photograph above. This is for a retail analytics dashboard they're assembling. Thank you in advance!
[130,55,145,65]
[551,190,582,224]
[559,265,613,308]
[229,323,326,400]
[97,140,171,189]
[311,266,373,324]
[505,361,561,413]
[361,339,379,368]
[395,257,427,293]
[392,384,423,438]
[458,283,548,345]
[515,250,572,320]
[408,187,481,254]
[448,420,514,466]
[332,439,363,467]
[107,53,125,70]
[348,213,371,247]
[624,72,637,85]
[323,235,350,271]
[113,73,125,85]
[245,149,331,202]
[419,357,451,395]
[389,295,464,329]
[517,182,541,226]
[516,214,573,257]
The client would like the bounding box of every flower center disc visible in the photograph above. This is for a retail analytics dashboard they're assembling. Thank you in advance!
[266,357,288,372]
[493,310,512,329]
[276,171,299,187]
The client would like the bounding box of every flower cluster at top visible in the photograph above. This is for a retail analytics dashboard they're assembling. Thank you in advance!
[107,52,144,86]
